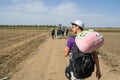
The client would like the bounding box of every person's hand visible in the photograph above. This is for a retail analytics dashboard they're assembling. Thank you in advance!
[96,70,102,80]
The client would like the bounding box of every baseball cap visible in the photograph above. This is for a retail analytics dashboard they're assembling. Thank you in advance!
[71,20,84,28]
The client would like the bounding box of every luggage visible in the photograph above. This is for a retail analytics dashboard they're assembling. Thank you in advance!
[75,29,104,53]
[69,36,95,79]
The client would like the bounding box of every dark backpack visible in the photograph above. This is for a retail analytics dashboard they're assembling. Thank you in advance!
[69,35,95,79]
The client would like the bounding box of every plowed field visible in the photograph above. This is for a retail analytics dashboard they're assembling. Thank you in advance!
[0,28,120,80]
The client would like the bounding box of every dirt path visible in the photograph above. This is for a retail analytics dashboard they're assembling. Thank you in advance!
[10,37,120,80]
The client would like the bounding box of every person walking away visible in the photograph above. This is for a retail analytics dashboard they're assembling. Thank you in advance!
[65,28,69,36]
[51,28,55,39]
[61,27,65,37]
[57,27,61,39]
[64,20,101,80]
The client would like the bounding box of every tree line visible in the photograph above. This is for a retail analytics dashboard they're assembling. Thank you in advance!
[0,25,59,28]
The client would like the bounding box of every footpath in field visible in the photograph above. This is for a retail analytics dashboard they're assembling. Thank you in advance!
[10,37,120,80]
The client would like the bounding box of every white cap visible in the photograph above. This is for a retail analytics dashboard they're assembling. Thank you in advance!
[71,20,84,28]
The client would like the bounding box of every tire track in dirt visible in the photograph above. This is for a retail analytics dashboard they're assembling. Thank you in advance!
[0,33,31,43]
[0,33,47,52]
[10,37,120,80]
[0,33,35,50]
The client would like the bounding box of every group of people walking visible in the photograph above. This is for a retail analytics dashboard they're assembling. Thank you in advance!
[51,27,69,39]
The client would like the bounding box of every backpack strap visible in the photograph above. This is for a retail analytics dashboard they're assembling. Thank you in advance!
[70,35,76,39]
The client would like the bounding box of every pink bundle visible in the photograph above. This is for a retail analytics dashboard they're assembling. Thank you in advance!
[75,30,104,53]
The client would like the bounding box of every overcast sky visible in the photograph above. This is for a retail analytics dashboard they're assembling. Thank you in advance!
[0,0,120,27]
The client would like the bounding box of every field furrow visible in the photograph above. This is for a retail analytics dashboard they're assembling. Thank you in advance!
[0,28,49,78]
